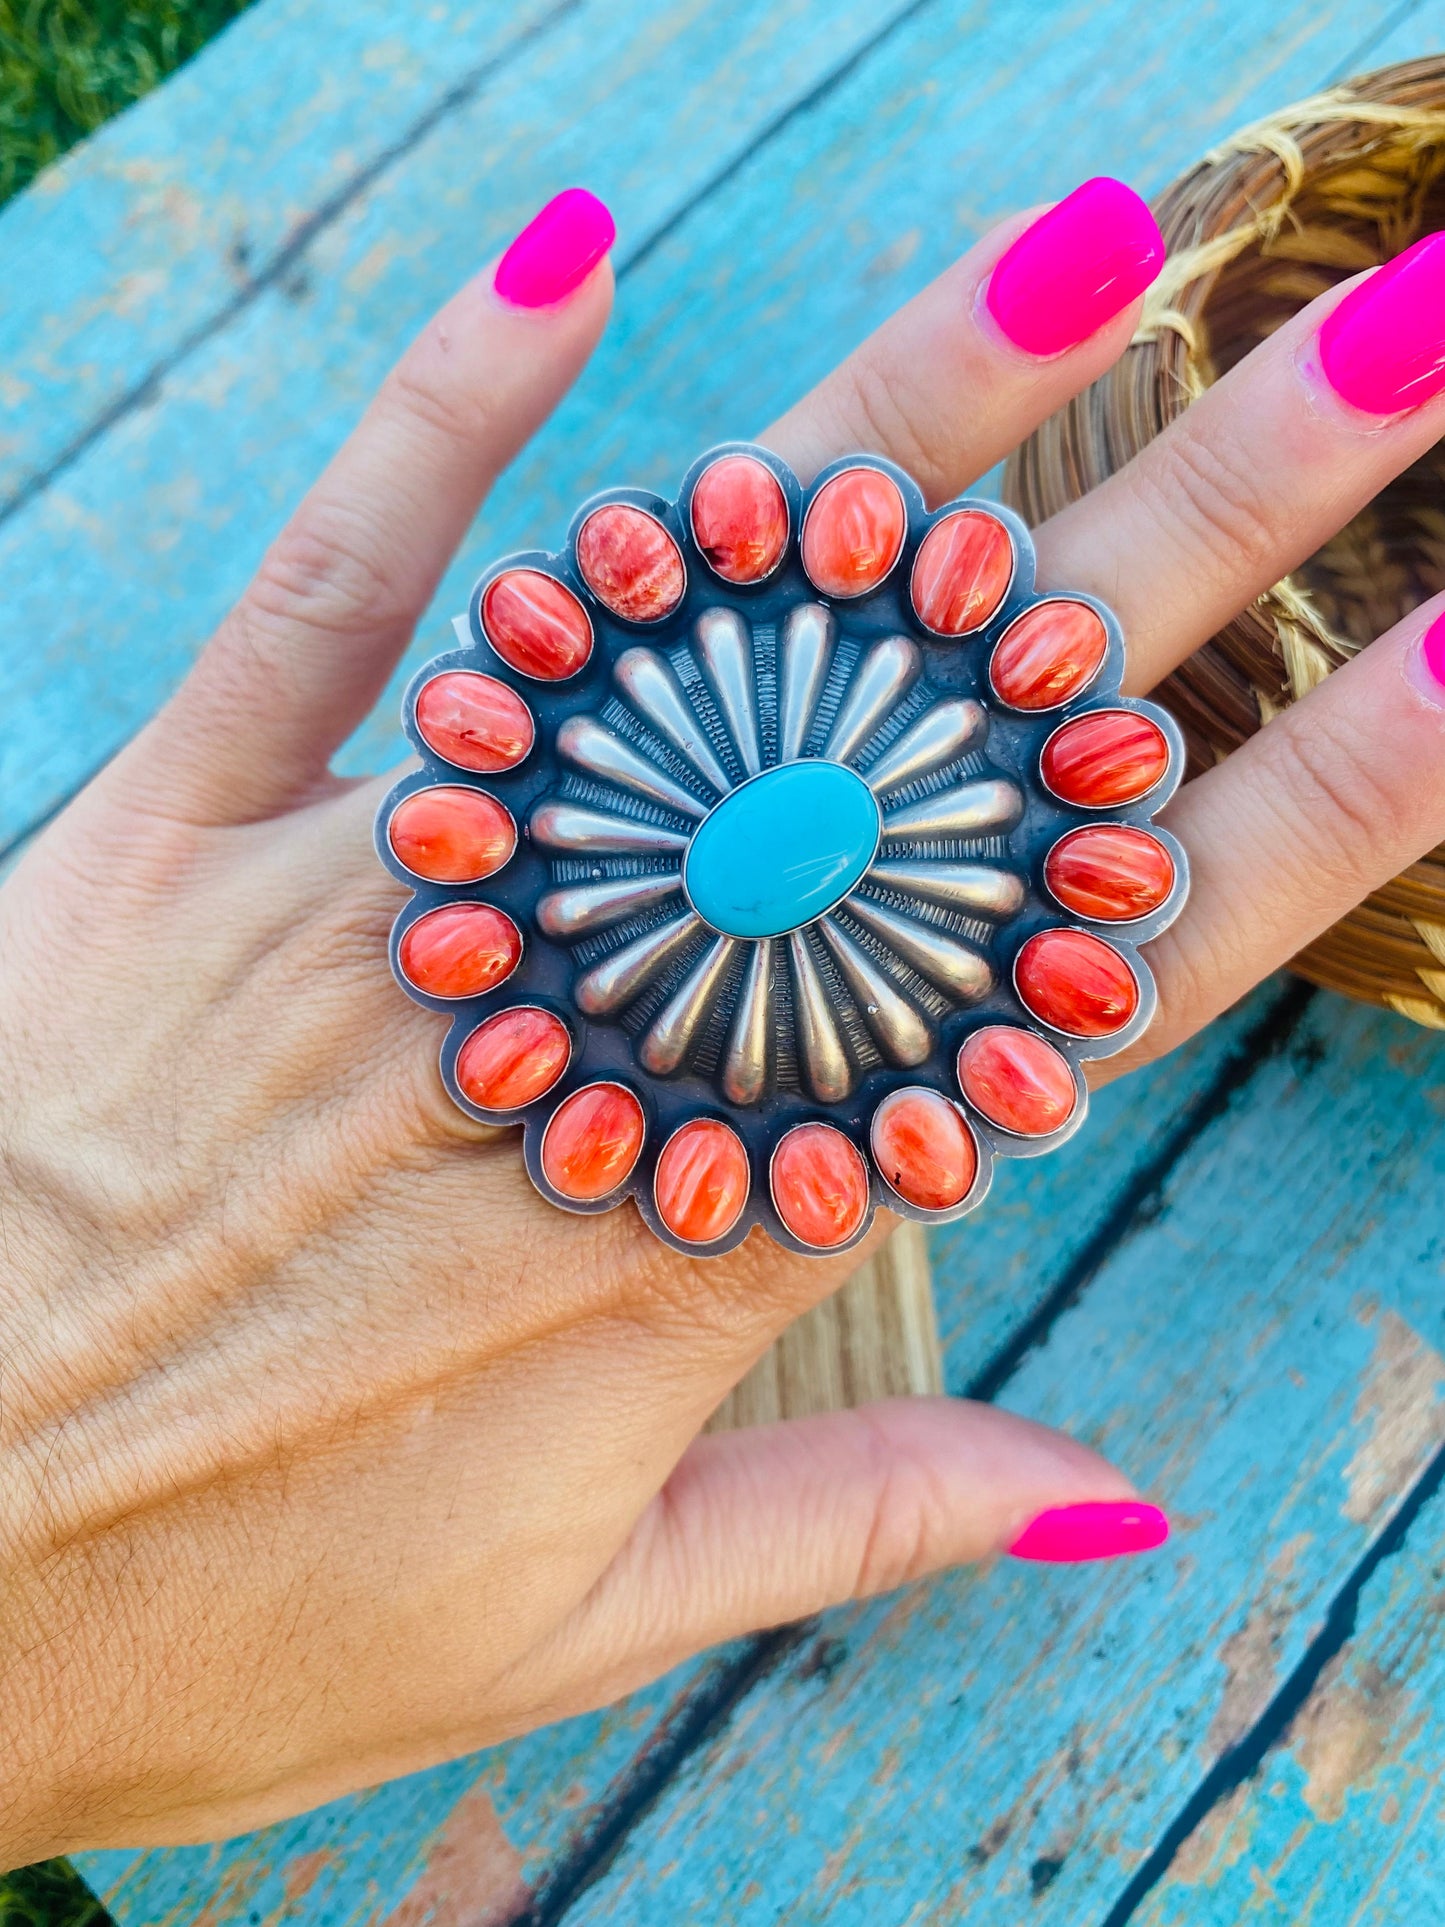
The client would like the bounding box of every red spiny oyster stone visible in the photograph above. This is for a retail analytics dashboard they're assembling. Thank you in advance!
[388,786,516,882]
[690,455,789,583]
[1045,825,1176,923]
[1040,709,1170,808]
[481,570,594,680]
[989,599,1107,709]
[1015,929,1139,1038]
[910,510,1014,635]
[398,902,522,1000]
[414,671,534,772]
[455,1007,571,1111]
[653,1119,750,1244]
[870,1088,978,1211]
[956,1026,1077,1137]
[800,467,906,598]
[576,505,686,622]
[770,1123,870,1247]
[542,1083,646,1201]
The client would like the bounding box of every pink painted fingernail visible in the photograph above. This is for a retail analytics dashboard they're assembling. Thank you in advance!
[493,188,616,309]
[1007,1499,1169,1562]
[1418,609,1445,702]
[985,177,1164,358]
[1318,233,1445,414]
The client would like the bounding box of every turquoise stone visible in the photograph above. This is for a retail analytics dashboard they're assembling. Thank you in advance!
[684,760,881,939]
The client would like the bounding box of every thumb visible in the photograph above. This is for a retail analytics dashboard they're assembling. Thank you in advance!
[536,1399,1167,1707]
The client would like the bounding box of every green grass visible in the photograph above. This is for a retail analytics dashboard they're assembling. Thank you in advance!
[0,0,255,205]
[0,1862,109,1927]
[2,4,255,1917]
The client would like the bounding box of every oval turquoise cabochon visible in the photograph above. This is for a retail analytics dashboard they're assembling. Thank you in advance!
[683,760,883,940]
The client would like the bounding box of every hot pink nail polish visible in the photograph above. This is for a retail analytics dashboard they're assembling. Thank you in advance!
[1421,610,1445,698]
[985,177,1165,358]
[493,188,616,309]
[1007,1499,1169,1563]
[1317,233,1445,414]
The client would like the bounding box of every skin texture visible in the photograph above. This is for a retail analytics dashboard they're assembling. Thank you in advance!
[4,205,1445,1867]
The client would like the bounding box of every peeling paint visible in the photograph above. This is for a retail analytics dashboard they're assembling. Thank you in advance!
[1287,1655,1410,1824]
[372,1785,528,1927]
[1344,1309,1445,1526]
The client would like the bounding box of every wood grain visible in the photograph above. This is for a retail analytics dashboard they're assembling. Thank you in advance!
[11,0,1435,1918]
[555,992,1445,1925]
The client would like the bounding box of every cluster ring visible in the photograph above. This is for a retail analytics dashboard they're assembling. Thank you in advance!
[376,442,1188,1258]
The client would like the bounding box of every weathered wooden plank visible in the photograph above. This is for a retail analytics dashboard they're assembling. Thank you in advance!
[0,0,1409,854]
[0,0,564,507]
[41,0,1432,1917]
[1134,1475,1445,1924]
[0,0,915,851]
[1327,0,1441,77]
[547,992,1445,1924]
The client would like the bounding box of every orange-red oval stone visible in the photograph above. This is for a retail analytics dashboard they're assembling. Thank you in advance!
[414,671,534,772]
[398,902,522,999]
[1015,929,1139,1038]
[542,1083,646,1201]
[1045,825,1176,923]
[576,505,686,622]
[1041,709,1170,808]
[990,599,1107,709]
[801,467,906,599]
[654,1118,750,1243]
[956,1026,1077,1137]
[388,786,516,882]
[455,1006,571,1111]
[871,1088,978,1211]
[690,455,789,584]
[770,1122,870,1247]
[481,569,594,680]
[910,510,1014,635]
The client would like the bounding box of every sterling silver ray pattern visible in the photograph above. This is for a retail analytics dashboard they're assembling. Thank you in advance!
[377,444,1188,1258]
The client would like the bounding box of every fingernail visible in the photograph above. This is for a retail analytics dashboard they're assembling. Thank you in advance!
[1318,233,1445,414]
[1007,1499,1169,1563]
[1412,608,1445,707]
[493,187,615,309]
[985,177,1164,358]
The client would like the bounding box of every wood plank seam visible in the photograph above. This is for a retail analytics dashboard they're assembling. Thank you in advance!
[620,0,940,280]
[1321,0,1430,84]
[0,0,945,870]
[965,977,1314,1400]
[487,978,1320,1925]
[0,0,584,535]
[1097,1433,1445,1926]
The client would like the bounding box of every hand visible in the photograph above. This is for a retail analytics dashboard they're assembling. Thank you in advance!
[4,181,1444,1865]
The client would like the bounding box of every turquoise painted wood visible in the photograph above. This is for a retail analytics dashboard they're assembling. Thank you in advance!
[0,0,1433,1917]
[1137,1478,1445,1923]
[559,992,1445,1923]
[0,0,920,851]
[0,0,1423,850]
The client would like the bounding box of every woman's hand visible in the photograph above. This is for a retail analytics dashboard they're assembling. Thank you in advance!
[4,182,1445,1866]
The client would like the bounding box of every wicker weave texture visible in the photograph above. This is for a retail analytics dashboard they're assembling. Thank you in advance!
[1005,57,1445,1029]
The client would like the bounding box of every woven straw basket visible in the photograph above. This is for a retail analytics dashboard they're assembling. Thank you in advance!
[1005,57,1445,1030]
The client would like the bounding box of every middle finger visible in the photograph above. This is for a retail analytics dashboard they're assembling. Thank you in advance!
[1034,239,1445,695]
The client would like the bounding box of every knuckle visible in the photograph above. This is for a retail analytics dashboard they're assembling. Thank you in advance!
[841,357,949,495]
[245,500,409,646]
[387,343,503,459]
[1136,428,1276,582]
[1266,706,1409,883]
[851,1417,952,1596]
